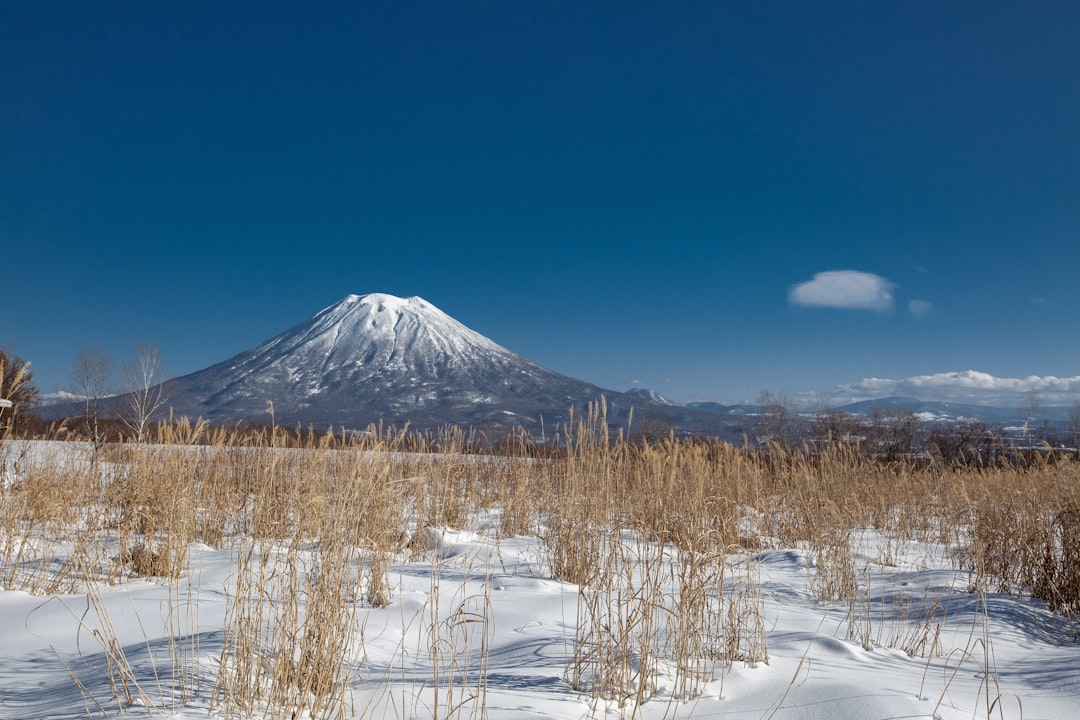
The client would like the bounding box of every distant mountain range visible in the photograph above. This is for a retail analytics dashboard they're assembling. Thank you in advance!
[684,396,1070,427]
[42,293,1070,438]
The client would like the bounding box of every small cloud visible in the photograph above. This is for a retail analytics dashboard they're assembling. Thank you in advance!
[1030,297,1049,305]
[909,299,933,318]
[788,270,896,312]
[630,379,642,386]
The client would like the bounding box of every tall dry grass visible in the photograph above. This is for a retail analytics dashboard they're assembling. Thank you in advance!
[2,403,1079,716]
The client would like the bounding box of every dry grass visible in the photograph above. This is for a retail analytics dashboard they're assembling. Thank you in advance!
[2,402,1080,716]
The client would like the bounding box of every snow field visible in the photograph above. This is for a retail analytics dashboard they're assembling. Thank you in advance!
[2,434,1080,719]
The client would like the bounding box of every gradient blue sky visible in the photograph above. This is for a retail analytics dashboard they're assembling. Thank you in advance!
[3,2,1079,406]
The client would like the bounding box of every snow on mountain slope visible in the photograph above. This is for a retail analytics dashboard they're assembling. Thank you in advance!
[159,293,625,431]
[625,388,677,406]
[239,294,507,387]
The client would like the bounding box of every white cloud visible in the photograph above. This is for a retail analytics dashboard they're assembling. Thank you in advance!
[836,370,1080,406]
[908,299,933,318]
[788,270,895,311]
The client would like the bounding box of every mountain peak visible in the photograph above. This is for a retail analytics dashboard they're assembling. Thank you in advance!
[153,293,624,431]
[625,387,677,406]
[339,292,425,308]
[306,293,496,358]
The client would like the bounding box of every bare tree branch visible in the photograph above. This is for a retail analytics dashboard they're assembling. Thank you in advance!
[72,348,114,447]
[122,341,169,443]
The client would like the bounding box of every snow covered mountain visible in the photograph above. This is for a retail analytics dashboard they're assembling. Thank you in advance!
[624,388,676,406]
[157,293,641,432]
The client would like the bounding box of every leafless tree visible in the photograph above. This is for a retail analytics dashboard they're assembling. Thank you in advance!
[1067,400,1080,456]
[929,420,1008,467]
[1021,387,1042,445]
[631,413,676,446]
[122,341,169,443]
[72,348,114,447]
[810,400,862,452]
[866,406,921,461]
[757,391,803,449]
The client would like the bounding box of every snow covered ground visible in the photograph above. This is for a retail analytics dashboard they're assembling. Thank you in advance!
[2,441,1079,719]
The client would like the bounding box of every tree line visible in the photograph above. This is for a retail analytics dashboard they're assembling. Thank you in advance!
[755,390,1080,467]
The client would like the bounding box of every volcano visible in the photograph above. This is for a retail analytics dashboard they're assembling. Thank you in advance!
[157,293,632,432]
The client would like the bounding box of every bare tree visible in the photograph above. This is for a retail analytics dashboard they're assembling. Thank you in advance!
[756,391,803,449]
[630,412,676,446]
[1020,387,1042,445]
[810,399,862,452]
[1068,400,1080,456]
[122,341,169,443]
[72,348,114,447]
[866,406,921,461]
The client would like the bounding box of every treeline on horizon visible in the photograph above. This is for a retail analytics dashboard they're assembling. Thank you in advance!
[5,403,1080,471]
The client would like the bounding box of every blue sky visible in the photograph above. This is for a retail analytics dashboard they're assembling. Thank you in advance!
[3,2,1078,407]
